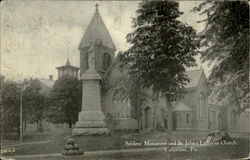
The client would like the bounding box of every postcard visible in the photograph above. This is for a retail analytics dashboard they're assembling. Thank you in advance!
[1,0,249,160]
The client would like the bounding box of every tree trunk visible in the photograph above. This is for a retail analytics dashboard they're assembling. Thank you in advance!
[166,98,173,138]
[68,122,72,128]
[37,120,43,132]
[24,120,27,133]
[137,118,140,131]
[231,85,241,113]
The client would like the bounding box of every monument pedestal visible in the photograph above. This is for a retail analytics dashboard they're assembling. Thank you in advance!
[72,70,110,136]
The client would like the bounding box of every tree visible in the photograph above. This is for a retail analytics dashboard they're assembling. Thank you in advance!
[193,1,249,112]
[48,76,81,128]
[22,79,47,132]
[120,0,200,117]
[1,78,20,134]
[126,77,146,129]
[1,77,48,134]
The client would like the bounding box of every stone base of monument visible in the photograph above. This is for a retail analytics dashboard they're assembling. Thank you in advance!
[72,110,110,136]
[72,67,110,136]
[72,128,110,136]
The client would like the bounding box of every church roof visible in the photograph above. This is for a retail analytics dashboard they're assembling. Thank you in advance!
[103,51,205,89]
[174,101,192,112]
[104,55,205,89]
[78,6,116,50]
[185,69,203,88]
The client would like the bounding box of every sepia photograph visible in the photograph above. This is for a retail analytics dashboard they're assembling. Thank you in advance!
[0,0,249,160]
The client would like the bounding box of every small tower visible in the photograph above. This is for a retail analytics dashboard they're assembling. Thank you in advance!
[56,58,79,79]
[78,3,116,76]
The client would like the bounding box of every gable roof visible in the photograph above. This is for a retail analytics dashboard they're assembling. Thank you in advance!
[78,8,116,50]
[185,69,203,88]
[36,78,55,96]
[103,51,123,81]
[37,78,54,89]
[174,101,192,111]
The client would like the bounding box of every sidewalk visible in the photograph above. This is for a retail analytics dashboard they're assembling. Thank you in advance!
[3,146,249,160]
[4,147,167,159]
[1,140,52,147]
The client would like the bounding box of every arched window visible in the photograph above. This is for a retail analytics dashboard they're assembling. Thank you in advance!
[112,88,127,103]
[186,114,189,124]
[103,52,111,71]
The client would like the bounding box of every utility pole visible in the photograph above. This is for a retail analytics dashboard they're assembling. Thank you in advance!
[20,88,23,141]
[19,80,30,142]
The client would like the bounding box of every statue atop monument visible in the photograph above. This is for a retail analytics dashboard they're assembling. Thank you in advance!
[88,45,95,71]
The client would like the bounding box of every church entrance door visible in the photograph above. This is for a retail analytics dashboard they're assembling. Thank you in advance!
[143,106,153,129]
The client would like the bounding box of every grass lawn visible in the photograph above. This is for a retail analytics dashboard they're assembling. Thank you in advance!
[1,129,249,160]
[1,130,130,156]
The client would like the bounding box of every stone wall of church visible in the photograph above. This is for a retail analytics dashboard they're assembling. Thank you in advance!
[172,72,209,131]
[174,90,196,129]
[102,87,138,130]
[208,105,220,131]
[174,111,193,130]
[102,61,138,130]
[225,107,249,134]
[140,90,173,131]
[102,59,211,132]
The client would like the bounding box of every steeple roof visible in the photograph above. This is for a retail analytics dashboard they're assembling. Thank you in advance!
[56,58,79,70]
[66,58,71,66]
[78,5,116,50]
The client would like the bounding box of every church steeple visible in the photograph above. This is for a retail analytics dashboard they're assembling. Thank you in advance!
[78,4,116,76]
[78,4,116,50]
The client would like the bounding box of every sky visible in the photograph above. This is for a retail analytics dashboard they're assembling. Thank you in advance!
[1,0,209,81]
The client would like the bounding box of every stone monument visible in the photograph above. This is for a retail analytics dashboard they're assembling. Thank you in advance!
[72,45,110,135]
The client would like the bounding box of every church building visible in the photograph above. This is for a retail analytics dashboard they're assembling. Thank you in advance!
[75,5,211,132]
[72,4,249,136]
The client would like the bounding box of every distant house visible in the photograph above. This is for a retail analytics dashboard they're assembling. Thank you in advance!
[26,59,79,132]
[36,75,54,96]
[36,57,79,97]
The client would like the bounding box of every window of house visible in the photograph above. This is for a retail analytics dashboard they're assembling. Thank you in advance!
[186,114,189,124]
